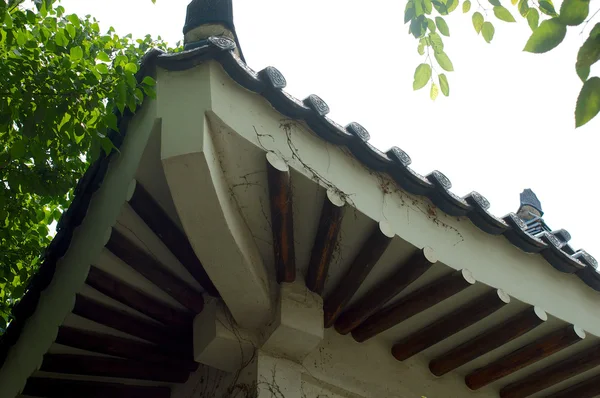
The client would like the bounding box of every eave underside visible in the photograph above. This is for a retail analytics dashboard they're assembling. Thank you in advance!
[3,40,600,398]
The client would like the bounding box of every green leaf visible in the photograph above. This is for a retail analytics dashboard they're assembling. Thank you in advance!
[427,18,437,32]
[97,51,111,62]
[405,1,415,23]
[577,65,590,82]
[472,12,484,33]
[142,76,156,86]
[439,73,450,96]
[434,51,454,71]
[125,63,138,74]
[96,63,109,74]
[430,82,439,100]
[482,21,495,42]
[518,0,530,17]
[10,141,26,159]
[143,86,157,99]
[559,0,589,26]
[423,0,433,14]
[463,0,472,12]
[66,24,75,39]
[417,38,426,55]
[435,16,450,36]
[70,46,83,61]
[429,32,444,52]
[488,0,501,6]
[100,136,116,156]
[447,0,459,13]
[493,6,516,22]
[576,24,600,80]
[523,18,566,53]
[114,54,128,67]
[410,15,427,38]
[116,81,127,115]
[415,0,425,17]
[413,63,432,90]
[16,31,26,46]
[539,0,558,16]
[432,0,449,15]
[106,113,119,132]
[527,9,540,30]
[575,77,600,127]
[4,12,13,29]
[66,14,81,29]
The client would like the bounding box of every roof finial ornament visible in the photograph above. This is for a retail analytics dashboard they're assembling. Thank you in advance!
[183,0,244,61]
[517,188,543,220]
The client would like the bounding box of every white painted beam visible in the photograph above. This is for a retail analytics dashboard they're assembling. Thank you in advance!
[157,65,273,330]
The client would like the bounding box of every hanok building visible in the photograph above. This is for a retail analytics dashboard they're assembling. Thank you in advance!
[1,1,600,397]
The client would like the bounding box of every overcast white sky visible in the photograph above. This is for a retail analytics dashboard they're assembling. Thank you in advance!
[61,0,599,254]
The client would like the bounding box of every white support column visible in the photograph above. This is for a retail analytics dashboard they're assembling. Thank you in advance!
[208,281,325,398]
[237,351,304,398]
[193,297,257,373]
[261,280,324,363]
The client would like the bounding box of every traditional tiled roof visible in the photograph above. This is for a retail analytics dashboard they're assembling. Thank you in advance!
[1,35,598,370]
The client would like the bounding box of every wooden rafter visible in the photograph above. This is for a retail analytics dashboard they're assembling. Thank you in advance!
[392,289,510,361]
[266,153,296,283]
[465,324,586,390]
[72,293,190,354]
[55,326,197,372]
[106,227,204,313]
[305,190,345,295]
[429,306,547,376]
[23,377,171,398]
[545,374,600,398]
[352,269,475,342]
[128,181,219,296]
[86,265,194,328]
[40,354,190,383]
[334,247,437,335]
[323,221,395,328]
[499,344,600,398]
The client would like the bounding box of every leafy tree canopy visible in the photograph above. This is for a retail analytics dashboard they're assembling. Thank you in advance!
[406,0,600,127]
[0,0,169,331]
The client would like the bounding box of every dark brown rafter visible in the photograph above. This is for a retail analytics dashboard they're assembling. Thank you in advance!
[40,354,190,383]
[500,343,600,398]
[305,190,345,295]
[266,153,296,283]
[334,247,437,335]
[545,374,600,398]
[105,227,204,313]
[429,306,547,377]
[352,269,475,343]
[129,181,219,296]
[23,377,171,398]
[86,265,194,328]
[392,289,510,361]
[72,293,190,354]
[465,324,586,390]
[55,326,197,372]
[323,222,394,328]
